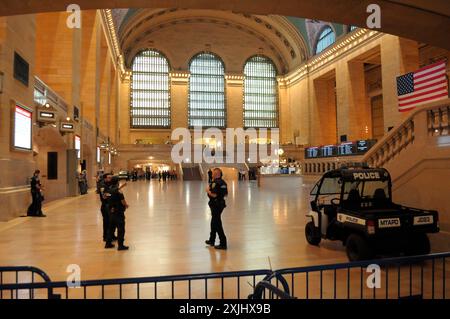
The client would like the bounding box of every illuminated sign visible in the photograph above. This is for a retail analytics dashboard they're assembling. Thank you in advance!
[60,122,74,133]
[75,135,81,159]
[39,112,54,118]
[305,139,377,159]
[337,142,355,156]
[13,104,32,150]
[321,145,337,157]
[305,147,319,159]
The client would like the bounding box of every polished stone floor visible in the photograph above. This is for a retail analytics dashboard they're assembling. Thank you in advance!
[0,177,448,286]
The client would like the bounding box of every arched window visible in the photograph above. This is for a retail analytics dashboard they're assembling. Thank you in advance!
[130,50,170,128]
[315,26,336,54]
[188,53,226,128]
[243,56,278,128]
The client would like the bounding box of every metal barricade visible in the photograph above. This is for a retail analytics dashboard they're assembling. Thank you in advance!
[0,266,55,299]
[0,268,273,299]
[267,252,450,299]
[1,252,450,299]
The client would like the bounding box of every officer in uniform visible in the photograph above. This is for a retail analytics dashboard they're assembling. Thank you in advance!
[205,168,228,250]
[27,170,46,217]
[99,173,114,242]
[104,176,129,251]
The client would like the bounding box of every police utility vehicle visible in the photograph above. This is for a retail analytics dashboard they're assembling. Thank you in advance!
[305,165,439,261]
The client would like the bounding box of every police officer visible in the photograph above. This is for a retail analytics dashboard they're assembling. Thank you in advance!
[104,176,129,251]
[205,168,228,250]
[99,173,113,242]
[27,170,46,217]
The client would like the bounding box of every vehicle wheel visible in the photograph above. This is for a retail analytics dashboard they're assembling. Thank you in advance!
[305,221,321,246]
[345,234,374,261]
[405,234,430,256]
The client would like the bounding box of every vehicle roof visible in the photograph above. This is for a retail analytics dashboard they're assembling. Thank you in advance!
[322,167,391,182]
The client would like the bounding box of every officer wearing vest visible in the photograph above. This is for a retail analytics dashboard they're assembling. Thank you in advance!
[99,173,113,242]
[27,170,46,217]
[205,168,228,250]
[104,176,129,251]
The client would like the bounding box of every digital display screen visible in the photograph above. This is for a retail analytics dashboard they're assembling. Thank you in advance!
[305,147,319,158]
[75,135,81,159]
[97,147,101,163]
[321,145,337,157]
[305,140,375,159]
[14,105,32,150]
[337,142,356,156]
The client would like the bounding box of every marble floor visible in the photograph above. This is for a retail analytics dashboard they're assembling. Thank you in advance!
[0,177,448,286]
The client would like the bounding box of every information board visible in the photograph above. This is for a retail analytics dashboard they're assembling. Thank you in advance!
[75,135,81,159]
[97,147,101,163]
[337,142,356,156]
[13,104,32,150]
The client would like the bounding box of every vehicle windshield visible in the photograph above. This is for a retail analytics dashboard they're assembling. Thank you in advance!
[311,177,341,205]
[343,180,390,201]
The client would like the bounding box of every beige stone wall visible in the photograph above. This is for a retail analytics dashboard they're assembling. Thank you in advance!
[0,15,37,220]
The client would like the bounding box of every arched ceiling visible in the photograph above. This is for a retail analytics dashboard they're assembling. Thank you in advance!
[117,9,309,74]
[0,1,449,50]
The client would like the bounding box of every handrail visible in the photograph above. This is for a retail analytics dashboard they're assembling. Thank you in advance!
[363,98,450,163]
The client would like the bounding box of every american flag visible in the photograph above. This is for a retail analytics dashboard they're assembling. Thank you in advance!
[396,60,449,112]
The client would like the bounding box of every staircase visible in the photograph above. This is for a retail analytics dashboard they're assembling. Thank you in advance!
[363,98,450,231]
[181,165,203,181]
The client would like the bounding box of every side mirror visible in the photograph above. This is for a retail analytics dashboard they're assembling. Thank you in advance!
[310,200,318,211]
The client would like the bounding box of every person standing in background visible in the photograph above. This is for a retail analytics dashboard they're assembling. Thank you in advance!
[27,170,46,217]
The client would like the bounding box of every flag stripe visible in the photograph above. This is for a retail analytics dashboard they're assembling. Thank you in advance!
[415,73,447,87]
[413,60,446,75]
[415,77,447,90]
[414,69,447,82]
[399,82,448,101]
[399,92,448,107]
[414,63,446,79]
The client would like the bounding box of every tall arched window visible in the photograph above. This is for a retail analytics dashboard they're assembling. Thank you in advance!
[130,50,171,128]
[315,26,336,54]
[243,56,278,128]
[188,53,226,128]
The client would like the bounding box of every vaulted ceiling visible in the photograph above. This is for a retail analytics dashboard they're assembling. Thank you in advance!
[113,9,315,74]
[1,0,449,50]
